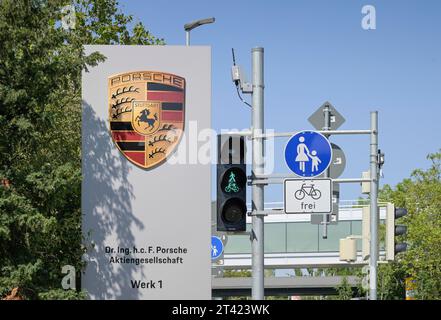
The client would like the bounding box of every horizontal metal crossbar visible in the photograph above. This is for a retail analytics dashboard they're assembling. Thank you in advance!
[249,176,371,185]
[223,129,373,138]
[254,130,372,138]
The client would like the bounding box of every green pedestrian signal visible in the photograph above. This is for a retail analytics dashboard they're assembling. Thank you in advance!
[225,171,240,193]
[221,167,246,195]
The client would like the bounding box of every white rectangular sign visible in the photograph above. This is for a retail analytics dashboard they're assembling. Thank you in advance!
[284,178,332,214]
[82,45,211,300]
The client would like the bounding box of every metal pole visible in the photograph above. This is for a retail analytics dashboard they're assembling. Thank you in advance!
[369,111,379,300]
[321,105,331,239]
[186,31,190,46]
[251,47,265,300]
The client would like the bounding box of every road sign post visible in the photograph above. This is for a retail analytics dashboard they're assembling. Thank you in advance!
[308,101,346,131]
[307,102,346,237]
[322,104,331,238]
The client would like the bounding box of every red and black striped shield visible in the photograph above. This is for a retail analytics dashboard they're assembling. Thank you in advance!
[108,71,185,169]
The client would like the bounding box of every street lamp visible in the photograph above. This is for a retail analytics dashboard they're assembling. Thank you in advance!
[184,17,215,46]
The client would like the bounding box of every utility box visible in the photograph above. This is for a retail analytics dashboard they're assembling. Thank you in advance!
[361,171,371,194]
[339,238,357,261]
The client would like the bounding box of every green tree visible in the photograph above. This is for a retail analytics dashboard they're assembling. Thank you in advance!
[291,152,441,300]
[333,277,354,300]
[378,151,441,299]
[0,0,163,299]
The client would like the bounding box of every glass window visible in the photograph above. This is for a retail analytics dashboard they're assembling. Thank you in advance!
[286,222,319,253]
[223,224,251,254]
[264,223,286,253]
[318,221,351,252]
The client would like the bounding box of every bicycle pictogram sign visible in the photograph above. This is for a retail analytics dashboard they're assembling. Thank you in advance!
[294,183,322,200]
[284,178,332,214]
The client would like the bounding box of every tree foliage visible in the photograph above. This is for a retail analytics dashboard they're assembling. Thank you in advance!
[292,151,441,300]
[378,151,441,299]
[0,0,163,299]
[333,277,355,300]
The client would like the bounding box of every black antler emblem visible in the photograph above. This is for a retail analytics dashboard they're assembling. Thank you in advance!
[148,135,173,147]
[111,86,139,99]
[112,97,135,109]
[112,106,132,119]
[148,148,166,158]
[158,124,176,132]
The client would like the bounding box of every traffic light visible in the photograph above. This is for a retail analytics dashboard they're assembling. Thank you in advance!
[386,203,408,261]
[217,135,247,232]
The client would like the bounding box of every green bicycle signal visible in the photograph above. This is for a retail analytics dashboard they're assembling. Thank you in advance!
[224,171,240,193]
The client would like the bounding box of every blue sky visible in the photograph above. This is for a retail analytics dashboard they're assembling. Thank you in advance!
[119,0,441,202]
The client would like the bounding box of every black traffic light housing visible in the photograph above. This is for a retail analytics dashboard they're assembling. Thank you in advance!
[386,204,408,260]
[217,135,247,232]
[394,207,408,254]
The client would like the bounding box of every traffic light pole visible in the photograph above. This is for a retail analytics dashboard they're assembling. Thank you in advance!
[251,47,265,300]
[369,111,379,300]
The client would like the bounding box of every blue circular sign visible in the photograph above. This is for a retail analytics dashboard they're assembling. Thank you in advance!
[285,131,332,177]
[211,236,224,260]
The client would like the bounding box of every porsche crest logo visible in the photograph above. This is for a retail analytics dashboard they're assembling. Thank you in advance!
[108,71,185,169]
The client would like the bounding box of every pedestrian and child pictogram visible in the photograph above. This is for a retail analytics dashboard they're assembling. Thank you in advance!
[285,131,333,177]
